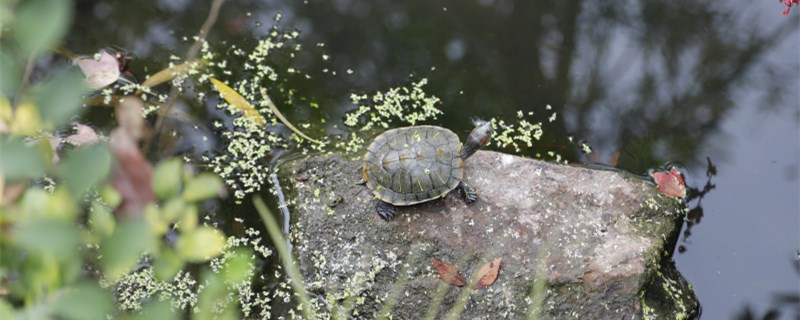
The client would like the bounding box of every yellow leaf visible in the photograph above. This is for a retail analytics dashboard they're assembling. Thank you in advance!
[210,77,266,125]
[138,60,205,93]
[176,226,226,262]
[11,102,44,135]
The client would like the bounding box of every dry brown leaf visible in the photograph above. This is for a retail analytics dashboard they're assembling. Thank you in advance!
[432,258,466,287]
[474,257,502,289]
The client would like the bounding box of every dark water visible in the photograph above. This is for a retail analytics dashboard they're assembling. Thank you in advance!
[69,0,799,318]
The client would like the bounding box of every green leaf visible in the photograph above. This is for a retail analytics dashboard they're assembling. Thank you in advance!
[59,143,112,199]
[0,51,21,98]
[33,68,89,127]
[222,248,254,284]
[20,188,49,219]
[153,248,183,281]
[14,0,71,55]
[175,226,226,263]
[101,218,154,281]
[178,205,198,233]
[182,174,223,202]
[16,219,80,261]
[90,201,115,239]
[132,300,179,320]
[0,299,13,319]
[0,136,45,181]
[152,158,182,199]
[44,187,78,220]
[197,270,234,320]
[161,197,187,223]
[100,185,122,208]
[52,282,114,320]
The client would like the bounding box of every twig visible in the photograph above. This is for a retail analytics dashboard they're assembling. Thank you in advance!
[145,0,225,151]
[254,196,315,319]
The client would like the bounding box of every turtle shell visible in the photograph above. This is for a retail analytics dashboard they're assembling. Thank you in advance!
[363,125,463,206]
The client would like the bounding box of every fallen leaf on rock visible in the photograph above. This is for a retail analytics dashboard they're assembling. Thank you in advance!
[650,167,686,198]
[432,258,466,287]
[474,257,502,289]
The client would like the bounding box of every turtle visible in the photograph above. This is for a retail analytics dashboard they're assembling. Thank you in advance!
[362,120,493,220]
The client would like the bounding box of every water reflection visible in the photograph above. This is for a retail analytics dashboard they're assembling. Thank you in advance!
[678,157,717,254]
[68,0,798,318]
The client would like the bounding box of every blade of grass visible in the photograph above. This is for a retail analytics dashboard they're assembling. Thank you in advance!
[422,276,452,320]
[423,254,471,320]
[442,258,486,320]
[259,88,322,144]
[526,246,549,320]
[443,243,504,320]
[254,196,315,319]
[374,249,424,320]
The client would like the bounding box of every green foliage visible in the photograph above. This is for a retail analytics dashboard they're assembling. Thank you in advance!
[59,143,112,198]
[0,1,253,318]
[13,0,72,55]
[152,158,182,199]
[33,68,89,126]
[175,227,227,263]
[131,300,179,320]
[0,52,22,97]
[0,136,46,181]
[16,219,81,261]
[101,218,155,282]
[182,173,224,202]
[51,282,115,320]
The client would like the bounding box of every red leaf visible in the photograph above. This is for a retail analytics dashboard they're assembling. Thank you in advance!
[651,167,686,198]
[109,129,154,216]
[474,257,502,289]
[432,258,466,287]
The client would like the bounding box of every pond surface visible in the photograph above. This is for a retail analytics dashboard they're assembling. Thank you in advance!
[69,0,799,318]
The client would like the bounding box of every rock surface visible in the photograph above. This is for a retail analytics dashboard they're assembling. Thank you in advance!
[282,150,699,319]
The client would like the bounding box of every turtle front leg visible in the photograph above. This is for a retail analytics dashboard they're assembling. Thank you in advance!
[459,181,478,204]
[376,201,397,221]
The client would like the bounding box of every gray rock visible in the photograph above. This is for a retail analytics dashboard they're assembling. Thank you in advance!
[282,150,698,319]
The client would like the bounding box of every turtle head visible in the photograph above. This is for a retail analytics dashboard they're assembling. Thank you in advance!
[461,119,493,160]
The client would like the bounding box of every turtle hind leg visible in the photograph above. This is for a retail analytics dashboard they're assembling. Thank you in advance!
[459,181,478,204]
[376,201,397,220]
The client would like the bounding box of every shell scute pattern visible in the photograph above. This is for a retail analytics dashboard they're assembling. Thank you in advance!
[364,126,463,206]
